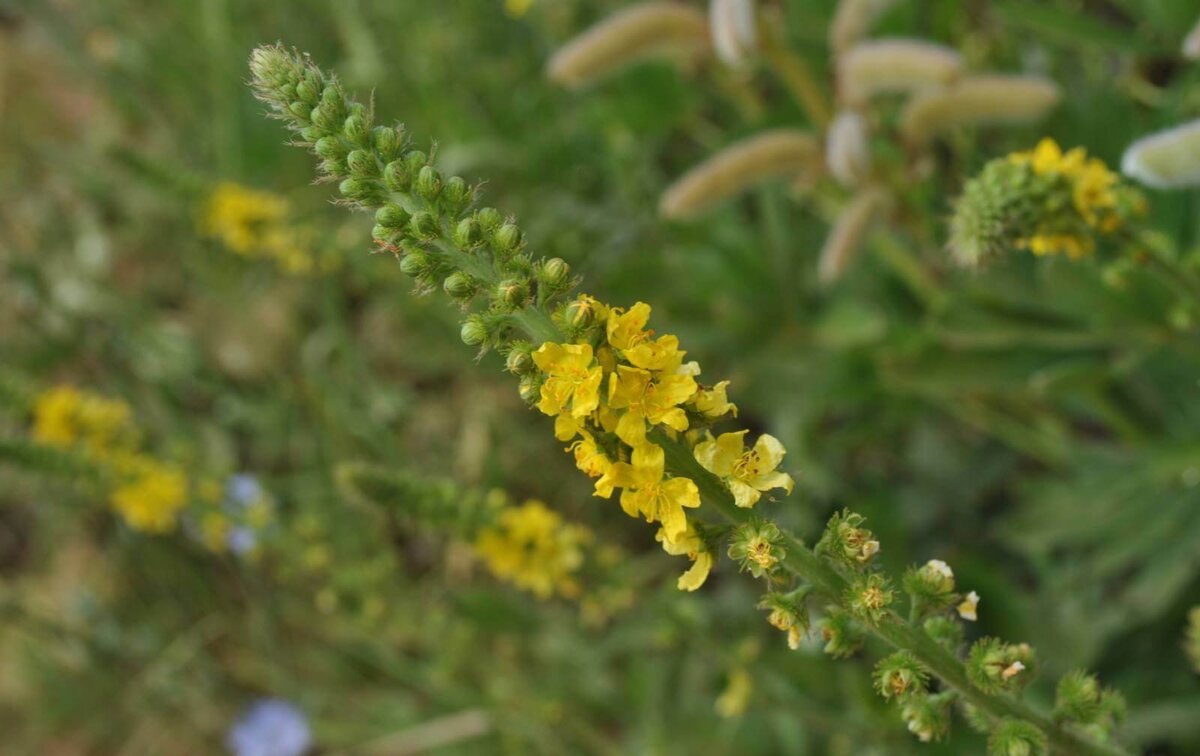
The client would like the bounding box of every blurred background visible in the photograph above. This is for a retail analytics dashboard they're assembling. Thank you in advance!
[2,0,1200,753]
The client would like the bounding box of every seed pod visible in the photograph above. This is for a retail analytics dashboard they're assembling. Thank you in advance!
[1121,118,1200,189]
[546,2,711,89]
[837,39,963,106]
[659,129,818,220]
[900,75,1060,146]
[710,0,757,68]
[829,0,896,54]
[818,188,886,285]
[825,110,872,187]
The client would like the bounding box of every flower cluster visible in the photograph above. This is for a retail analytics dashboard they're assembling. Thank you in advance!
[196,474,275,556]
[474,499,592,599]
[200,181,327,275]
[31,385,187,533]
[530,298,793,584]
[949,139,1145,266]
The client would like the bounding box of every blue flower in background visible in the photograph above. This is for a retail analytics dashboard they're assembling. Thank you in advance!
[227,699,311,756]
[228,526,257,556]
[226,474,264,509]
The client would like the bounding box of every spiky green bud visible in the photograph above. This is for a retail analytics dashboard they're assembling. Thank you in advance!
[460,315,489,346]
[987,719,1046,756]
[874,651,928,701]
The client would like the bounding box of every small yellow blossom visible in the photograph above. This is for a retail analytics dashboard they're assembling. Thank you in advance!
[109,456,188,533]
[606,302,654,352]
[610,444,699,542]
[568,433,618,496]
[533,342,605,419]
[691,380,737,419]
[958,590,979,622]
[715,668,753,718]
[607,366,697,447]
[655,522,713,591]
[694,430,794,509]
[200,182,318,274]
[474,500,591,599]
[32,385,136,457]
[1001,661,1026,680]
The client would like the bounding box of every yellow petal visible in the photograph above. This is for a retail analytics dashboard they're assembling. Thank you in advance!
[752,433,787,470]
[657,406,689,432]
[678,551,713,591]
[729,478,762,509]
[711,430,749,476]
[616,409,647,447]
[750,470,794,496]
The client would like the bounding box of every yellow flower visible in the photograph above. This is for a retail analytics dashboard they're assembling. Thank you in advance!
[201,182,289,255]
[533,342,604,419]
[1018,233,1093,259]
[957,590,979,622]
[691,380,737,419]
[655,522,713,591]
[32,385,136,457]
[625,334,686,372]
[715,668,753,718]
[474,500,591,599]
[694,431,794,508]
[568,433,618,497]
[606,302,653,351]
[109,456,188,533]
[611,444,699,542]
[607,366,697,447]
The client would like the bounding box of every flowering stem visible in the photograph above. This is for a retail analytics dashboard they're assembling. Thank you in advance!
[654,430,1130,756]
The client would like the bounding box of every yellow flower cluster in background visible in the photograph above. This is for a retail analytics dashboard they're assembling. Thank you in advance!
[531,298,793,590]
[32,385,188,533]
[474,500,592,599]
[200,182,327,275]
[1007,139,1133,259]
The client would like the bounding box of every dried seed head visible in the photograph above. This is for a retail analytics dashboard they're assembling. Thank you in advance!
[659,129,819,220]
[818,188,887,285]
[837,38,963,106]
[829,0,896,54]
[1121,118,1200,189]
[710,0,758,67]
[900,75,1060,146]
[547,2,711,89]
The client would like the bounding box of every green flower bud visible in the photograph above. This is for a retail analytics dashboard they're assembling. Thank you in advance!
[296,80,320,105]
[505,342,535,375]
[922,615,964,652]
[899,692,952,744]
[339,177,383,204]
[443,176,471,211]
[298,125,324,142]
[539,257,569,288]
[453,218,483,249]
[443,271,478,301]
[346,149,378,178]
[415,165,442,201]
[372,126,400,162]
[398,249,430,278]
[371,224,393,243]
[409,211,440,240]
[495,278,529,309]
[460,315,488,346]
[344,113,369,145]
[318,158,344,177]
[967,638,1036,694]
[874,651,928,701]
[403,150,428,176]
[288,100,311,120]
[518,374,541,403]
[320,85,344,116]
[986,719,1046,756]
[564,297,597,328]
[475,207,502,233]
[1054,671,1103,724]
[311,104,339,133]
[314,136,345,160]
[492,223,523,256]
[375,203,411,229]
[819,608,864,658]
[383,160,411,193]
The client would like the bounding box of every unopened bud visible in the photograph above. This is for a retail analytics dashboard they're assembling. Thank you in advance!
[518,374,541,403]
[343,113,369,145]
[475,207,503,233]
[296,80,320,105]
[339,177,382,204]
[492,223,523,255]
[453,218,483,248]
[460,316,489,346]
[346,149,378,178]
[409,211,440,240]
[496,278,529,308]
[372,126,400,162]
[375,203,411,229]
[506,344,535,375]
[383,160,411,192]
[314,136,344,160]
[540,257,569,288]
[443,271,478,301]
[443,176,471,211]
[414,165,442,202]
[564,298,595,328]
[398,249,429,278]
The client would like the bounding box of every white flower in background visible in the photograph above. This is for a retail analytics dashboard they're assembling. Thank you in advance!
[826,109,872,187]
[1121,118,1200,189]
[710,0,757,67]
